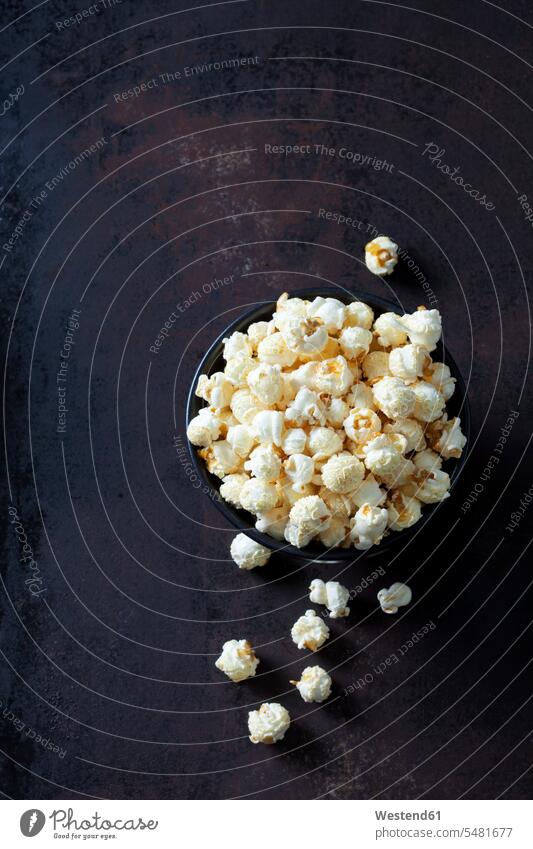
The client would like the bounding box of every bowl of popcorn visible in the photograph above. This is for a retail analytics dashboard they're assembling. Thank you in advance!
[186,285,469,560]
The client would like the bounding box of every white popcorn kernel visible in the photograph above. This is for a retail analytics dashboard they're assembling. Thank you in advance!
[313,356,353,396]
[226,424,256,458]
[252,410,285,446]
[198,440,240,478]
[435,416,467,459]
[309,578,350,618]
[319,487,354,523]
[307,296,346,331]
[377,582,412,614]
[247,362,283,405]
[345,300,374,330]
[291,609,330,651]
[362,351,390,383]
[425,362,456,401]
[216,639,259,682]
[402,307,442,351]
[281,427,307,455]
[350,503,389,550]
[290,665,332,703]
[412,380,446,422]
[284,495,331,548]
[379,457,416,488]
[346,381,377,411]
[255,506,290,540]
[405,469,451,504]
[245,445,281,482]
[230,388,267,425]
[319,517,348,547]
[387,491,422,530]
[281,316,329,355]
[372,376,416,420]
[247,320,274,350]
[308,426,344,460]
[339,326,373,360]
[363,434,405,478]
[343,408,381,454]
[352,474,386,508]
[321,452,365,494]
[186,407,222,447]
[222,331,252,361]
[224,354,256,387]
[413,449,442,473]
[248,702,290,744]
[365,235,399,276]
[323,396,350,426]
[274,292,308,325]
[196,372,234,410]
[230,533,271,570]
[240,478,280,513]
[257,331,298,367]
[285,387,327,427]
[373,312,409,348]
[220,473,250,508]
[389,344,428,384]
[384,418,426,453]
[284,453,315,493]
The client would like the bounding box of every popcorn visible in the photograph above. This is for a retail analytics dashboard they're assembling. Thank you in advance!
[291,609,330,650]
[252,410,285,446]
[350,503,388,550]
[308,426,344,460]
[281,427,307,455]
[255,506,290,540]
[230,533,271,570]
[389,344,428,384]
[435,416,466,459]
[323,396,350,426]
[246,320,274,349]
[425,362,456,400]
[387,491,422,530]
[285,387,327,427]
[223,331,252,361]
[365,235,399,276]
[321,453,365,494]
[405,469,451,504]
[257,331,298,367]
[343,408,381,454]
[372,376,416,419]
[227,424,256,458]
[307,296,346,331]
[412,381,446,422]
[377,582,412,614]
[240,478,280,513]
[230,388,267,425]
[319,487,354,523]
[363,434,406,478]
[352,474,386,508]
[291,666,332,703]
[402,307,442,351]
[284,496,331,548]
[196,372,234,410]
[245,445,281,481]
[281,316,329,355]
[247,362,283,405]
[362,351,390,383]
[345,300,374,329]
[187,407,222,447]
[224,354,256,386]
[384,418,426,453]
[309,578,350,618]
[199,441,240,478]
[379,457,415,488]
[319,517,349,547]
[295,356,352,397]
[216,639,259,682]
[220,473,250,508]
[339,326,373,360]
[346,381,376,411]
[248,703,290,744]
[413,449,442,472]
[274,292,308,327]
[373,312,408,348]
[284,453,315,492]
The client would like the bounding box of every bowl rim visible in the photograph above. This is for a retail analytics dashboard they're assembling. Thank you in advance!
[185,287,471,561]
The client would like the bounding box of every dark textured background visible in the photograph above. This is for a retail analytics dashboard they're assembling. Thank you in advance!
[0,0,532,800]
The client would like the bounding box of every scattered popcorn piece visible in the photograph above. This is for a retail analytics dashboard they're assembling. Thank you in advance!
[216,639,259,681]
[365,235,398,276]
[387,491,422,530]
[345,300,374,329]
[373,312,408,348]
[220,473,250,508]
[412,381,446,423]
[285,496,331,548]
[384,418,426,453]
[339,326,373,360]
[402,307,442,352]
[187,407,222,447]
[435,416,467,459]
[352,474,386,508]
[389,344,428,384]
[223,331,252,361]
[425,362,456,400]
[230,533,271,570]
[291,609,330,650]
[240,478,280,513]
[307,296,346,331]
[257,331,298,367]
[404,469,451,504]
[248,703,290,744]
[350,504,388,550]
[321,453,365,494]
[255,506,290,540]
[199,441,240,478]
[196,372,234,410]
[290,666,332,703]
[247,320,274,350]
[309,578,350,618]
[282,316,329,355]
[247,363,283,405]
[373,376,416,419]
[377,582,412,614]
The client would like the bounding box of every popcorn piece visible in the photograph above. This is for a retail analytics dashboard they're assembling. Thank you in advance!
[300,356,353,397]
[339,326,373,360]
[291,666,332,703]
[199,441,240,478]
[224,354,256,387]
[319,487,354,523]
[285,387,327,427]
[257,331,298,367]
[230,533,271,570]
[284,454,315,492]
[309,578,350,618]
[281,316,329,355]
[389,344,428,384]
[246,320,274,350]
[274,292,308,329]
[240,478,280,513]
[362,351,390,383]
[319,517,348,547]
[248,702,290,744]
[291,609,330,651]
[245,445,281,482]
[425,362,456,401]
[343,408,381,455]
[227,424,256,458]
[323,396,350,426]
[373,376,416,420]
[387,491,422,530]
[187,407,221,447]
[252,410,285,446]
[365,235,398,276]
[196,372,234,410]
[308,426,344,460]
[413,449,442,473]
[350,503,388,550]
[384,418,426,453]
[373,312,408,348]
[363,434,406,478]
[345,300,374,329]
[307,296,346,331]
[281,427,307,455]
[222,331,252,361]
[379,457,416,488]
[435,416,467,459]
[255,506,290,540]
[220,473,250,508]
[284,496,331,548]
[216,639,259,681]
[402,307,442,351]
[321,453,365,494]
[247,362,283,405]
[412,381,446,422]
[377,582,412,614]
[346,381,376,411]
[352,474,386,508]
[405,469,451,504]
[230,388,267,425]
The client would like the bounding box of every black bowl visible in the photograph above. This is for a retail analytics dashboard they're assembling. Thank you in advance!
[186,288,471,562]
